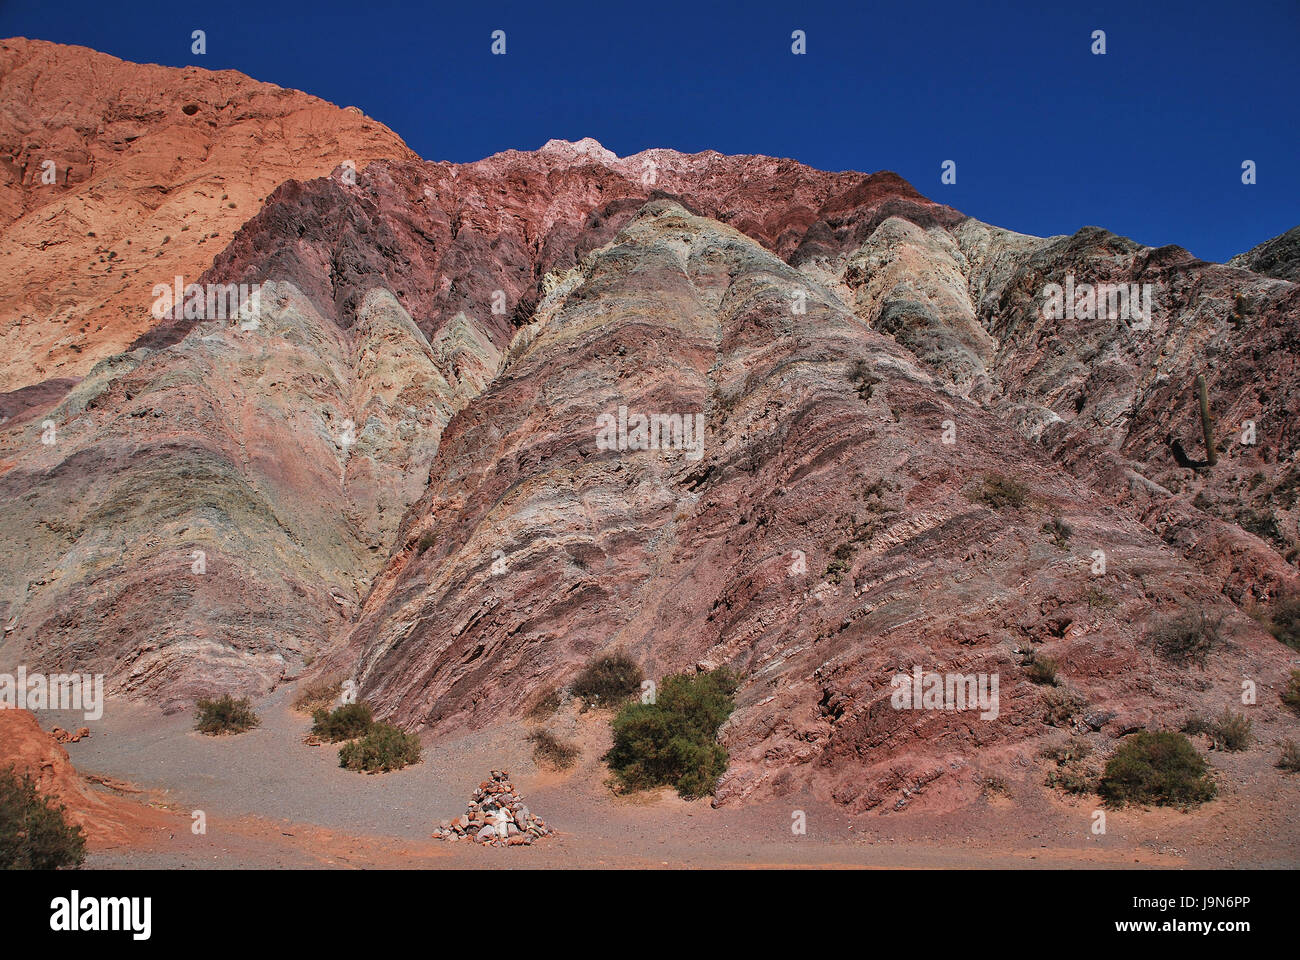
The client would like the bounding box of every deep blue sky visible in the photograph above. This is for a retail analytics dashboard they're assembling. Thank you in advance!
[3,0,1297,262]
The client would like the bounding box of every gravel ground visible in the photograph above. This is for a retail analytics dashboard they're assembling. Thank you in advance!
[38,690,1300,870]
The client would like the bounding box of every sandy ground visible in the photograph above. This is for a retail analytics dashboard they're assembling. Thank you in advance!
[34,688,1300,870]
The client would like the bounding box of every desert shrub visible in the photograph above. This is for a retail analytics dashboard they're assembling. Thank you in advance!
[527,729,580,770]
[604,668,738,799]
[1183,710,1252,751]
[848,358,879,399]
[826,543,854,583]
[1268,593,1300,651]
[1149,608,1224,666]
[1236,508,1283,545]
[1041,736,1092,765]
[1085,586,1116,610]
[971,473,1029,510]
[1277,740,1300,773]
[415,533,436,555]
[863,478,887,501]
[311,702,374,742]
[1026,654,1060,686]
[527,688,562,721]
[1098,732,1216,807]
[1041,688,1085,727]
[292,680,342,715]
[1042,736,1097,794]
[571,651,643,707]
[1282,670,1300,715]
[0,767,86,870]
[1046,765,1098,794]
[1213,712,1252,751]
[338,722,421,773]
[1042,516,1072,548]
[194,694,260,736]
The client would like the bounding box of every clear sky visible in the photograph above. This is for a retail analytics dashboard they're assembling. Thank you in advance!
[3,0,1297,263]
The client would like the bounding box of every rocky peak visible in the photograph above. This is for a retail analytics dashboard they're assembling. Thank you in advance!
[538,137,620,165]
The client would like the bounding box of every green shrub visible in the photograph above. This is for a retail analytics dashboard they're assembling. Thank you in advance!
[1046,765,1098,794]
[848,359,879,400]
[863,478,888,502]
[1277,740,1300,773]
[604,668,738,799]
[979,775,1008,796]
[971,474,1029,510]
[1098,732,1216,807]
[338,722,421,773]
[0,767,86,870]
[194,694,260,736]
[1149,608,1224,666]
[1282,671,1300,715]
[527,729,580,770]
[571,651,643,707]
[1214,712,1252,752]
[825,543,854,583]
[311,702,374,742]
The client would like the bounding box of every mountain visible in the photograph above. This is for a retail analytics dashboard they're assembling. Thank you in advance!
[2,42,1296,811]
[0,36,416,393]
[1230,225,1300,283]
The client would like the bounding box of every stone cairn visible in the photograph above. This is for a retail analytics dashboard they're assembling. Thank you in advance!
[432,770,553,846]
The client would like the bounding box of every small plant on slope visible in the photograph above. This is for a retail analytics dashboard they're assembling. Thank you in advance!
[338,722,421,773]
[311,702,374,742]
[194,694,260,736]
[604,668,738,799]
[1098,732,1216,808]
[571,651,644,707]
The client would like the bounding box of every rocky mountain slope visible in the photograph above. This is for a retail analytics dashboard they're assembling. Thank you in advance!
[2,42,1297,811]
[1230,224,1300,283]
[0,36,416,392]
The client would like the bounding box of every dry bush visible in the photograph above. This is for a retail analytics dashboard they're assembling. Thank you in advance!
[292,680,342,715]
[527,729,580,770]
[1149,608,1225,666]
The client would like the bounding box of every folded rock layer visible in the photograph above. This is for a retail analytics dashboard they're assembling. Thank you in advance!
[2,43,1297,809]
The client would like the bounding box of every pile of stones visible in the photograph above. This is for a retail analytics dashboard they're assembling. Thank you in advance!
[51,726,90,744]
[432,770,553,846]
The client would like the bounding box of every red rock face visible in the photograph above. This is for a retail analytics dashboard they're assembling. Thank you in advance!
[2,44,1297,811]
[0,708,168,846]
[0,36,416,392]
[139,136,958,361]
